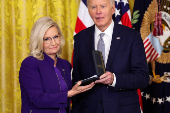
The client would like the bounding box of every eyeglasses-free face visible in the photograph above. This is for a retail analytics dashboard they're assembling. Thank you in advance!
[43,34,60,44]
[88,0,115,32]
[43,26,61,59]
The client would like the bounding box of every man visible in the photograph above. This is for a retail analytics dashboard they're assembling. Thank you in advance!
[72,0,149,113]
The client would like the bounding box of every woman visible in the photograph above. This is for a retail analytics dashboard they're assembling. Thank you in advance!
[19,17,95,113]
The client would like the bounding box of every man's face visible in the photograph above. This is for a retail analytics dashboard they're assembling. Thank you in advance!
[88,0,115,32]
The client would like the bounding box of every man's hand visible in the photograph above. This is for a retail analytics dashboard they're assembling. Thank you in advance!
[95,71,114,85]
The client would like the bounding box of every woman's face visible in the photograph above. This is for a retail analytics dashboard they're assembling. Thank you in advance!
[43,26,61,59]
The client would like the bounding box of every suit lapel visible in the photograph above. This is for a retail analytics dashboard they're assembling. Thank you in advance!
[85,25,95,52]
[106,23,122,70]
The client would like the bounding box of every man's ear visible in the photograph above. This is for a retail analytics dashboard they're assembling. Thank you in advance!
[111,4,115,15]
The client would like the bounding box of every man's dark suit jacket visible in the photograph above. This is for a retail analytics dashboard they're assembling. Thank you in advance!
[19,53,72,113]
[72,22,149,113]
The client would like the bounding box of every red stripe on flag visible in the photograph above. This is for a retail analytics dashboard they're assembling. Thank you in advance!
[121,13,132,28]
[144,38,149,44]
[153,53,159,61]
[149,49,157,61]
[137,89,143,111]
[75,17,87,34]
[146,47,154,60]
[144,41,151,49]
[145,43,152,54]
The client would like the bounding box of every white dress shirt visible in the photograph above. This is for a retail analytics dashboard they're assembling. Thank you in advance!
[94,20,116,87]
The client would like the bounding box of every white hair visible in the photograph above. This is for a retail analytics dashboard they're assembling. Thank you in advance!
[87,0,115,6]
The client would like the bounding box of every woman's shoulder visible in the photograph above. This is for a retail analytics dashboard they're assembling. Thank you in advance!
[21,56,39,67]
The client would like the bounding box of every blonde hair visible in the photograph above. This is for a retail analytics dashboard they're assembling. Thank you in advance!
[87,0,115,6]
[29,17,65,60]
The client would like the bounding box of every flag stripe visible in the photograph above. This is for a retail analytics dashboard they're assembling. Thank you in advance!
[137,89,143,111]
[144,40,151,49]
[77,1,94,28]
[153,53,159,61]
[75,17,87,34]
[149,49,157,61]
[121,12,132,28]
[146,47,154,60]
[145,43,152,54]
[150,51,157,61]
[143,38,149,44]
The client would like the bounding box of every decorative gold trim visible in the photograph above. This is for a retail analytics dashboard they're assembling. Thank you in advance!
[140,0,170,64]
[140,0,158,41]
[156,52,170,63]
[156,0,170,63]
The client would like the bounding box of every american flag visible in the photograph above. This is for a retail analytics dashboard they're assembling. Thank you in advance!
[74,0,93,35]
[114,0,132,28]
[143,33,163,62]
[73,0,143,112]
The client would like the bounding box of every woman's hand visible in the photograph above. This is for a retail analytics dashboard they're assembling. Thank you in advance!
[67,81,95,98]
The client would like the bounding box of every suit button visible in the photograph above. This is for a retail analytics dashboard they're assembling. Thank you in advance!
[120,89,124,91]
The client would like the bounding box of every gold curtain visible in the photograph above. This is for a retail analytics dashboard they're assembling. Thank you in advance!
[0,0,80,112]
[129,0,135,17]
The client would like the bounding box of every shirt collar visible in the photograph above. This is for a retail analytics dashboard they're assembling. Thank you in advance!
[95,20,114,39]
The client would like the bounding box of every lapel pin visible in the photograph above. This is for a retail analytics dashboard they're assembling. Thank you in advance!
[116,37,120,39]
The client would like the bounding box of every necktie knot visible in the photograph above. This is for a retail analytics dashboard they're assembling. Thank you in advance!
[100,33,105,39]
